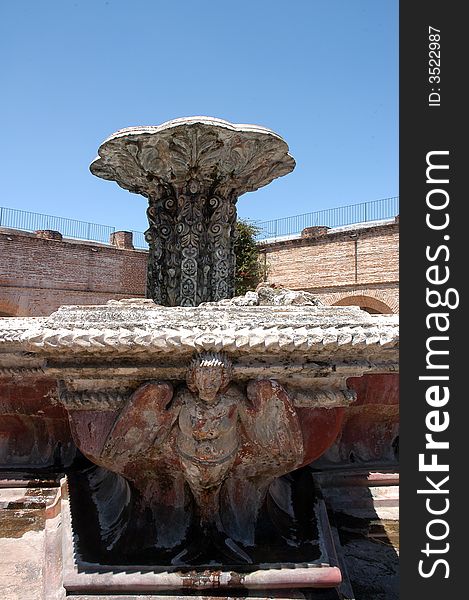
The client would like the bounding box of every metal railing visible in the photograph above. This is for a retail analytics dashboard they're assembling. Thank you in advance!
[0,205,117,245]
[0,196,399,249]
[256,196,399,240]
[130,230,148,249]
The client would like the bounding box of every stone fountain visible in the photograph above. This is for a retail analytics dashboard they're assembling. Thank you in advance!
[0,117,399,597]
[90,116,295,306]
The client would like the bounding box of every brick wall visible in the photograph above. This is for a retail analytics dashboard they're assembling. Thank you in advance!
[0,230,147,316]
[261,220,399,313]
[0,219,399,317]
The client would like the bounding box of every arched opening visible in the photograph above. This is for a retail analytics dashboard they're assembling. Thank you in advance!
[333,295,393,314]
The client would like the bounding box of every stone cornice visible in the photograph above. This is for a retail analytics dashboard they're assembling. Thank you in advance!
[0,302,398,395]
[0,301,398,357]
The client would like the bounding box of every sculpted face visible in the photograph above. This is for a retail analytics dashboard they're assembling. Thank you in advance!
[194,368,224,404]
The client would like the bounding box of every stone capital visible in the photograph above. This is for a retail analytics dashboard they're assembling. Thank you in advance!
[90,117,295,306]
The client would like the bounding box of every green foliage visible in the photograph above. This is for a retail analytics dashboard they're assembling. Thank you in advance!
[234,220,264,296]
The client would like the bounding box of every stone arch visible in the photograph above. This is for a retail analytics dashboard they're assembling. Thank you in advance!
[333,294,393,314]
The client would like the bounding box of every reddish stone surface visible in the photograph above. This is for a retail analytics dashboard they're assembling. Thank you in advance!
[347,373,399,406]
[0,374,398,470]
[0,373,398,472]
[0,379,66,418]
[0,378,75,467]
[316,374,399,465]
[297,407,345,466]
[62,375,348,552]
[0,414,75,467]
[67,410,118,462]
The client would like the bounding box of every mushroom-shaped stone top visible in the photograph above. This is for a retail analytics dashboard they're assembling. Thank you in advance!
[90,116,295,198]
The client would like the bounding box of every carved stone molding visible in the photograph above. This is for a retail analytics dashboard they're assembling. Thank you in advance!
[0,366,45,377]
[15,324,398,355]
[58,387,129,411]
[290,387,357,408]
[0,301,399,398]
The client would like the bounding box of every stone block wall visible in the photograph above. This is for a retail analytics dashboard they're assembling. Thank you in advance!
[260,220,399,313]
[0,230,147,316]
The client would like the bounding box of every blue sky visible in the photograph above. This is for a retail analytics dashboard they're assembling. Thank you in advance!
[1,0,398,234]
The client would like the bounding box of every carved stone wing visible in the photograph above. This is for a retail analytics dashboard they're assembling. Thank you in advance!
[102,381,177,460]
[239,379,304,463]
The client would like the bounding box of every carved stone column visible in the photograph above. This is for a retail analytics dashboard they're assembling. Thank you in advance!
[144,184,237,305]
[90,117,295,306]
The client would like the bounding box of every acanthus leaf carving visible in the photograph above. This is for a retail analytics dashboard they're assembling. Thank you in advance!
[90,118,295,306]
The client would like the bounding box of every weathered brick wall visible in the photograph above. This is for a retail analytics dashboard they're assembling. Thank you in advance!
[0,230,147,316]
[261,220,399,313]
[0,220,399,316]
